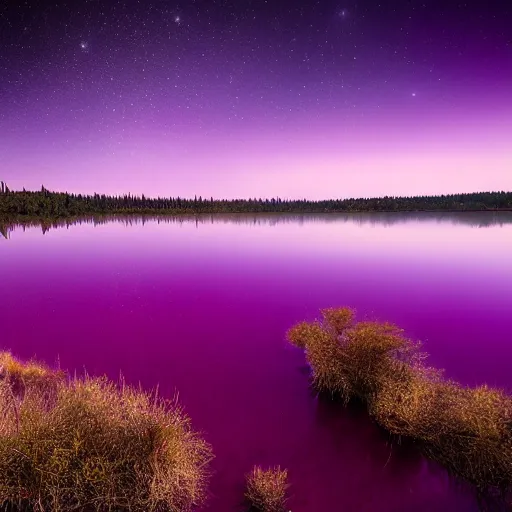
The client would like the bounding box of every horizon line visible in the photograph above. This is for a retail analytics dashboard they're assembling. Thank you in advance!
[0,182,510,203]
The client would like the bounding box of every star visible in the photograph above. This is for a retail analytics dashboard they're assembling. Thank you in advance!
[174,16,181,24]
[79,41,89,52]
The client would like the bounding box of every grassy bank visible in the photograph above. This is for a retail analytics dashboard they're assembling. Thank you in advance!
[287,308,512,502]
[0,352,213,511]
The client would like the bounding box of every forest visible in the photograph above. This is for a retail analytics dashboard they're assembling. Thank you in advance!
[1,181,511,217]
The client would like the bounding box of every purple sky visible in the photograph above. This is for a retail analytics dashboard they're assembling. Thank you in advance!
[1,0,511,199]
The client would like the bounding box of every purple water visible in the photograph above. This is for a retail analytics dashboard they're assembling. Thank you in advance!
[1,212,512,511]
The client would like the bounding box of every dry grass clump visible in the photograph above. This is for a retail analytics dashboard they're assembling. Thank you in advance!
[0,351,65,397]
[0,351,213,511]
[286,307,421,404]
[369,367,446,441]
[336,320,422,405]
[287,321,324,350]
[429,385,512,493]
[245,466,289,512]
[288,319,347,395]
[372,374,512,492]
[0,351,56,381]
[287,307,512,497]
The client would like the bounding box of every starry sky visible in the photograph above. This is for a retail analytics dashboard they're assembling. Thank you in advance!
[1,0,511,200]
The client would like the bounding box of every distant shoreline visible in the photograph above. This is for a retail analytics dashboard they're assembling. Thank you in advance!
[1,208,512,222]
[1,185,511,218]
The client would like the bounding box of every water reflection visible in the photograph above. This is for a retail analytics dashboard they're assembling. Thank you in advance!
[1,210,512,239]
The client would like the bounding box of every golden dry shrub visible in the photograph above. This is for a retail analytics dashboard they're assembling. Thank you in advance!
[371,368,512,493]
[288,308,512,496]
[0,351,64,396]
[245,465,289,512]
[0,352,213,512]
[287,308,421,404]
[424,384,512,492]
[320,306,355,336]
[369,366,442,440]
[302,321,349,397]
[286,309,356,398]
[337,321,420,405]
[286,321,324,350]
[286,307,355,350]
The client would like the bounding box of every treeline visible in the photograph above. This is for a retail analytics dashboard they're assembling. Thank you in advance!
[1,182,511,217]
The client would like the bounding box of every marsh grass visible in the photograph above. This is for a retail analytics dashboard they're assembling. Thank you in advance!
[0,351,213,511]
[373,376,512,500]
[287,308,512,500]
[287,307,425,404]
[245,466,289,512]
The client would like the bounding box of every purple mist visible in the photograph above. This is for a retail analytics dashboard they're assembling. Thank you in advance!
[1,214,512,511]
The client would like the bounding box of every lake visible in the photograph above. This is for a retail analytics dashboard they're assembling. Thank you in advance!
[1,212,512,511]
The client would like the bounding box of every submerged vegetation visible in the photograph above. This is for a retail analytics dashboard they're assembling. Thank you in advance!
[0,352,213,512]
[1,182,511,218]
[245,466,289,512]
[287,308,512,502]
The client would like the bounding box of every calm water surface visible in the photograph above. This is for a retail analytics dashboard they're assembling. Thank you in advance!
[1,212,512,512]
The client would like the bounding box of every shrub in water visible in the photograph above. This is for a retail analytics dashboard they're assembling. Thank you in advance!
[288,308,512,497]
[0,352,213,511]
[288,319,347,396]
[372,373,512,493]
[245,465,289,512]
[286,307,421,404]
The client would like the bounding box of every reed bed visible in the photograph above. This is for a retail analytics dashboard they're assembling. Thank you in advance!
[0,351,213,512]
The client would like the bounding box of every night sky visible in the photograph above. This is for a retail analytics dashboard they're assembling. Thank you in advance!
[1,0,511,199]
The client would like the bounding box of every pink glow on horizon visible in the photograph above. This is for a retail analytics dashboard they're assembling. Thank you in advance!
[2,138,511,201]
[2,92,511,200]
